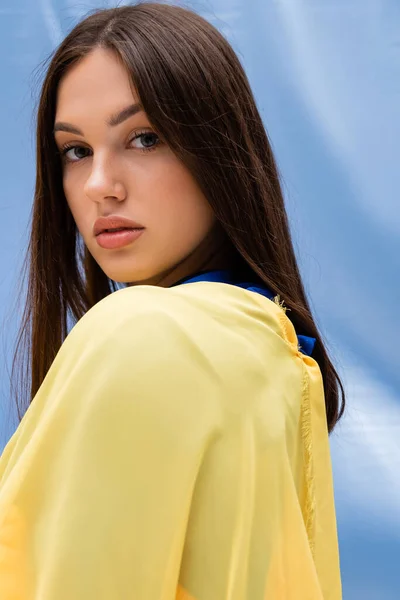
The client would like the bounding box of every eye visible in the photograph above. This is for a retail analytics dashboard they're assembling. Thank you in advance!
[60,144,92,163]
[58,130,162,164]
[130,130,161,153]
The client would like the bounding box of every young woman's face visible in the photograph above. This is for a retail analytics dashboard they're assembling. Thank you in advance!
[54,47,223,286]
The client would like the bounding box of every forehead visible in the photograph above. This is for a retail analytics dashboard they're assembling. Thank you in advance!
[55,47,138,119]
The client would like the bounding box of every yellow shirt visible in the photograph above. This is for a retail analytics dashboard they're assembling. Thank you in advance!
[0,281,342,599]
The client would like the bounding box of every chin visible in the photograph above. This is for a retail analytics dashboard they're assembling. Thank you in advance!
[105,271,151,285]
[97,262,160,286]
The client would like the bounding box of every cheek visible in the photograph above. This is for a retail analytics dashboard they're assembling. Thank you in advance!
[147,161,215,241]
[63,171,89,234]
[65,194,82,233]
[62,167,77,200]
[151,184,215,253]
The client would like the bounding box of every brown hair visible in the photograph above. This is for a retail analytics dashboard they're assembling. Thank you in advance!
[10,1,345,432]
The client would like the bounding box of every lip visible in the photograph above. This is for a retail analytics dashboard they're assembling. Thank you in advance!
[93,215,144,237]
[96,228,144,250]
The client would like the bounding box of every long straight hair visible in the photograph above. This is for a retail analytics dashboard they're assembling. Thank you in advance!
[10,2,345,433]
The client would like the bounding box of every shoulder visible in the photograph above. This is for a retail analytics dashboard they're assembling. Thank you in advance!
[66,282,299,359]
[65,281,303,360]
[28,283,312,461]
[60,286,196,386]
[64,284,210,371]
[27,285,226,452]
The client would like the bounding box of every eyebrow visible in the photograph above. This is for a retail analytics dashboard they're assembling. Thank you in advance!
[53,102,144,135]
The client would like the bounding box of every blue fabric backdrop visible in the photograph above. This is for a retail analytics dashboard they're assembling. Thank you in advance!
[1,1,399,597]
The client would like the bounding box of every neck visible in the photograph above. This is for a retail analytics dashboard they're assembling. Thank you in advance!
[128,223,240,288]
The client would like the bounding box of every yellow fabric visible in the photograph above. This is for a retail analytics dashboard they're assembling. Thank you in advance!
[0,281,342,599]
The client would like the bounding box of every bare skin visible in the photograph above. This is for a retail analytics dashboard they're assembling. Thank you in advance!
[54,47,237,287]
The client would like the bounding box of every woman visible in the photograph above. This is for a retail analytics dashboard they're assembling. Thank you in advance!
[0,3,344,599]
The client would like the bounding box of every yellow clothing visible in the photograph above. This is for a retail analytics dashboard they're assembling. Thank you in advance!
[0,282,342,599]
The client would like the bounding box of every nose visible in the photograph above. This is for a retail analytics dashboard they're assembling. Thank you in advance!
[84,155,127,203]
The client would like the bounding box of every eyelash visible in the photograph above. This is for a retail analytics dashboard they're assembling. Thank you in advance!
[59,130,161,163]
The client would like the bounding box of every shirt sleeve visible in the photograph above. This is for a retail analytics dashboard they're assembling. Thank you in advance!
[0,288,222,600]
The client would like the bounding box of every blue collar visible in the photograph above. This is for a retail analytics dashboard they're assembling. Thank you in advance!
[175,269,316,357]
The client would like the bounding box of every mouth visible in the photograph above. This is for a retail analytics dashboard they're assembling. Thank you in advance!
[93,216,145,237]
[98,227,143,235]
[95,227,145,249]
